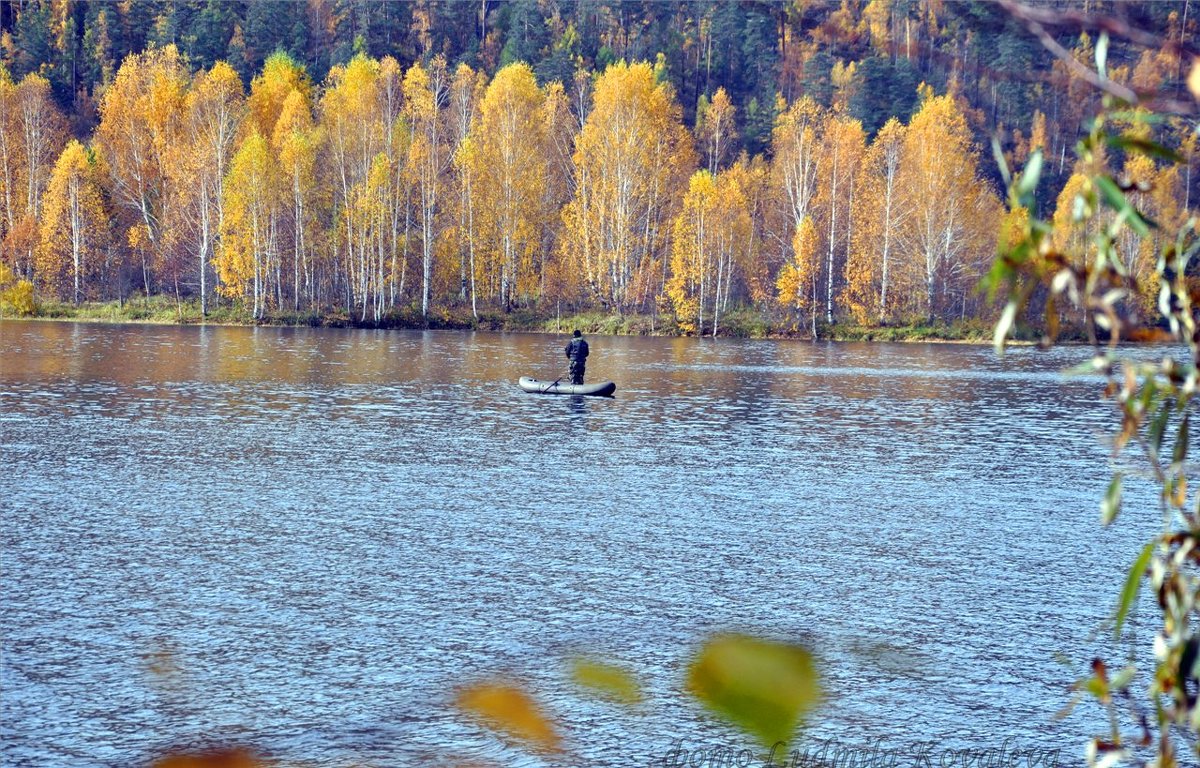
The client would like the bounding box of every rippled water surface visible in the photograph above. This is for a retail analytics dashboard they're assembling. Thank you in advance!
[0,321,1155,766]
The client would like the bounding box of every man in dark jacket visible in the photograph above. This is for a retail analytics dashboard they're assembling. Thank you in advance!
[564,329,589,384]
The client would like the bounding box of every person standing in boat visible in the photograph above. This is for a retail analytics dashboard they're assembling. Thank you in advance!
[564,330,589,384]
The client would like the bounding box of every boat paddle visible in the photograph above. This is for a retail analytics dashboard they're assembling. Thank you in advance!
[541,368,570,394]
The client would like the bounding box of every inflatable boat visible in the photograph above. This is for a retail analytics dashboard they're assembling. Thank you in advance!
[518,376,616,397]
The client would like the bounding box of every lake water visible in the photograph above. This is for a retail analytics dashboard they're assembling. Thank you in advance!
[0,321,1155,767]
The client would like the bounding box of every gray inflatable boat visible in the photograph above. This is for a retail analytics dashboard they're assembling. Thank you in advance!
[519,376,616,397]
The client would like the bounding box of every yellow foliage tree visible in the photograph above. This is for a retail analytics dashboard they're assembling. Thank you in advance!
[448,62,485,314]
[0,258,34,315]
[894,89,1002,321]
[814,114,865,325]
[344,152,392,322]
[560,60,694,313]
[696,87,736,174]
[0,67,15,257]
[467,62,550,309]
[1049,171,1096,260]
[180,61,244,315]
[247,51,312,139]
[668,170,716,334]
[844,118,907,324]
[322,54,396,318]
[403,56,450,318]
[776,217,821,335]
[668,169,751,336]
[219,131,279,318]
[273,87,319,312]
[1121,152,1184,316]
[538,80,578,310]
[0,69,66,281]
[771,96,825,328]
[36,140,108,304]
[726,154,774,308]
[95,45,188,298]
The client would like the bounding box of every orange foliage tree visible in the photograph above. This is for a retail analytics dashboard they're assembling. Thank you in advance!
[95,45,188,298]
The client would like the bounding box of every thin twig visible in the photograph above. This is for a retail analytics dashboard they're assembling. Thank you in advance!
[999,0,1199,116]
[1001,0,1200,59]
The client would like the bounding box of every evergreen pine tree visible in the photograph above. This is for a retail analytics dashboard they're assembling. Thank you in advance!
[11,0,53,79]
[188,0,237,71]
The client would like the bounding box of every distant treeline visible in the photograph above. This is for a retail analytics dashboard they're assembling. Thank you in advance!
[0,1,1193,334]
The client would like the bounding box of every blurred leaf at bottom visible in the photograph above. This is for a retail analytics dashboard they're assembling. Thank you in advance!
[687,633,821,751]
[455,681,562,753]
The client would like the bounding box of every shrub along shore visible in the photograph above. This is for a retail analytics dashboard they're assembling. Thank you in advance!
[7,297,1024,343]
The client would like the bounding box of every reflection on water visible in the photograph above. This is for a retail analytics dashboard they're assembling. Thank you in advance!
[0,321,1152,766]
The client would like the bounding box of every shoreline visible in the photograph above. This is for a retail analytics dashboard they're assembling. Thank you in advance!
[1,303,1040,345]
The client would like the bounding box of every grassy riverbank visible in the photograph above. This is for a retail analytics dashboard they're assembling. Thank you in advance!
[16,297,1019,342]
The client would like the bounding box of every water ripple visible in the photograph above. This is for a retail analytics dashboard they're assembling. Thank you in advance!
[0,322,1160,766]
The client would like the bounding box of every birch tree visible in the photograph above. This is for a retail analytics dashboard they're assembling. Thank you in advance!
[0,69,65,281]
[219,132,279,319]
[467,62,549,309]
[180,61,243,315]
[668,168,750,336]
[273,88,319,311]
[776,217,822,335]
[403,56,450,318]
[36,140,108,303]
[95,45,188,297]
[448,63,484,312]
[696,87,736,174]
[814,115,865,325]
[560,61,692,312]
[843,118,906,325]
[771,96,824,327]
[322,54,385,317]
[895,90,1000,320]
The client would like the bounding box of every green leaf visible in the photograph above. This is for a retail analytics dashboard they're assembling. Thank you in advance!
[982,257,1011,300]
[993,300,1018,354]
[1114,542,1154,638]
[1084,674,1109,700]
[1017,150,1043,202]
[1095,176,1151,237]
[1109,665,1136,690]
[1108,110,1169,126]
[992,136,1012,188]
[1101,473,1122,526]
[1030,219,1054,236]
[687,634,821,751]
[1173,414,1190,465]
[1137,377,1158,416]
[1149,402,1171,459]
[570,658,642,706]
[1071,193,1089,222]
[1064,354,1110,377]
[1096,176,1129,213]
[1106,134,1184,164]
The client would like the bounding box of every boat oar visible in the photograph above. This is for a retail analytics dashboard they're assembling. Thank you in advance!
[541,368,570,394]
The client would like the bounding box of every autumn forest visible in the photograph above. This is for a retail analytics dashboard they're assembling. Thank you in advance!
[0,0,1192,335]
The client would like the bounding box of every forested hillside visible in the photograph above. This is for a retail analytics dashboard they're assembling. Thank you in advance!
[0,0,1192,334]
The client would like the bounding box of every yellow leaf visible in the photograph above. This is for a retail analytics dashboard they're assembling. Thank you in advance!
[687,634,821,751]
[152,748,261,768]
[570,657,643,705]
[455,681,561,752]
